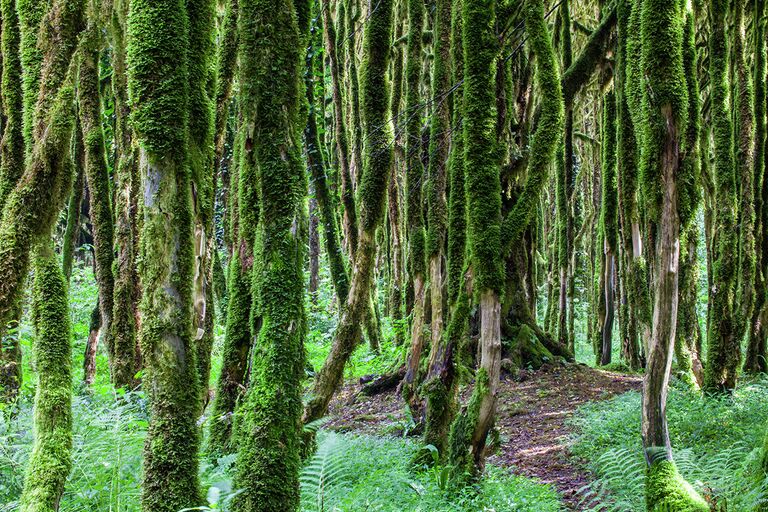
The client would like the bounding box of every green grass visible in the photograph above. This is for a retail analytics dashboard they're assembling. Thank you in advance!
[571,377,768,511]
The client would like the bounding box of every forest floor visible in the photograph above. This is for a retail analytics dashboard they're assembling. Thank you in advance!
[327,363,642,510]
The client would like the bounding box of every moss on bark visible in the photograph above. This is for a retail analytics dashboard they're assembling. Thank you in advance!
[127,0,202,509]
[302,0,394,429]
[704,0,740,393]
[78,33,119,386]
[230,2,307,511]
[19,242,73,512]
[0,0,26,403]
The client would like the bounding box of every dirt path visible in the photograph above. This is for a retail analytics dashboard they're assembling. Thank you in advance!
[327,363,641,510]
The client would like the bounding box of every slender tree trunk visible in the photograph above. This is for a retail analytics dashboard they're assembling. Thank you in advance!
[0,0,83,364]
[188,0,217,410]
[78,42,118,386]
[746,0,768,372]
[303,0,395,428]
[705,0,741,393]
[401,0,427,413]
[425,0,451,412]
[83,303,101,387]
[62,160,84,283]
[422,0,464,461]
[636,2,707,508]
[109,0,140,391]
[19,242,73,512]
[0,0,26,403]
[322,0,357,258]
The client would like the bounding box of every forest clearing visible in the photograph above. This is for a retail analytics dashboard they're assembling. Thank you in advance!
[2,0,768,511]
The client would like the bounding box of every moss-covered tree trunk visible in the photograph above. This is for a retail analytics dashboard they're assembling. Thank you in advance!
[187,0,217,410]
[599,90,618,366]
[704,0,741,393]
[401,0,428,417]
[19,242,73,512]
[556,0,573,353]
[425,0,451,407]
[78,31,118,388]
[323,0,358,259]
[746,0,768,374]
[127,0,202,509]
[0,0,82,383]
[674,12,703,388]
[231,2,307,510]
[615,0,642,371]
[450,0,522,476]
[109,0,140,389]
[636,1,707,509]
[303,0,395,428]
[306,12,350,306]
[422,0,464,462]
[206,0,247,456]
[0,0,25,403]
[62,157,83,284]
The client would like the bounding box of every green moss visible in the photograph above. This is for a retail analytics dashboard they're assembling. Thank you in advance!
[500,0,564,259]
[425,0,451,260]
[0,0,83,357]
[448,367,489,476]
[0,0,25,210]
[208,255,252,456]
[560,7,616,106]
[19,243,73,512]
[187,0,217,408]
[110,0,140,392]
[645,460,708,512]
[446,0,465,304]
[704,0,740,393]
[230,2,307,511]
[323,0,357,258]
[600,90,618,253]
[127,0,202,509]
[637,0,688,222]
[733,0,756,340]
[463,0,502,296]
[357,0,395,233]
[305,15,350,304]
[405,0,426,278]
[78,42,120,384]
[16,0,48,154]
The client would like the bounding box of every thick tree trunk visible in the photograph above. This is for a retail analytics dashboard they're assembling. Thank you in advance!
[128,0,203,508]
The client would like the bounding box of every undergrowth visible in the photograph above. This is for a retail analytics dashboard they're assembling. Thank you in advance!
[572,378,768,511]
[0,260,564,511]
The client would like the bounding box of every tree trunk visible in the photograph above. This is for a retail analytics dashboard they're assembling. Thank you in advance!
[109,0,140,391]
[19,242,73,512]
[79,45,119,387]
[128,0,202,508]
[302,0,394,431]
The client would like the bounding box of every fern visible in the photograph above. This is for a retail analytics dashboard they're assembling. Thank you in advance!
[300,432,351,512]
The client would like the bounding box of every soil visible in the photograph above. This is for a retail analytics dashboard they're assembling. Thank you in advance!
[326,363,642,511]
